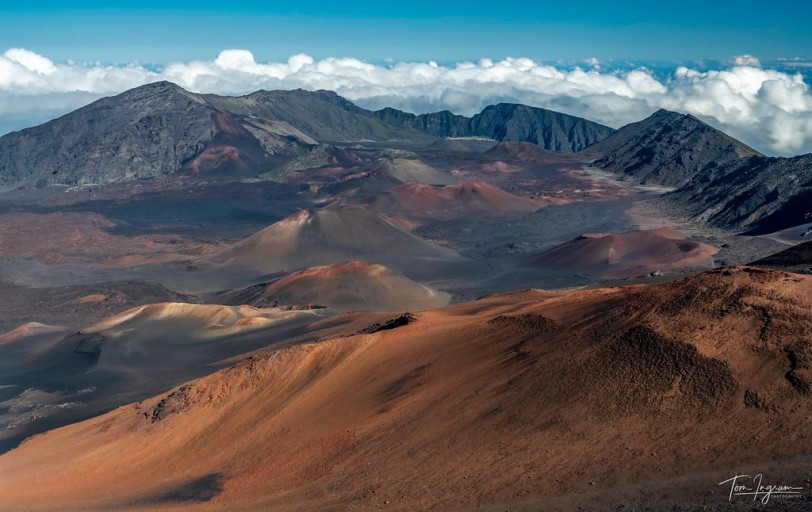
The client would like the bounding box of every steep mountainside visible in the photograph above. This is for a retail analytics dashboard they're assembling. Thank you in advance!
[752,240,812,273]
[374,108,470,137]
[0,82,317,188]
[585,109,812,233]
[0,301,333,453]
[664,153,812,233]
[584,109,760,187]
[205,89,429,143]
[376,103,614,152]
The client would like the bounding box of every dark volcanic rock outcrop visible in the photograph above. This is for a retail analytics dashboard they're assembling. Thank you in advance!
[375,103,614,152]
[585,109,812,233]
[375,108,472,138]
[665,153,812,233]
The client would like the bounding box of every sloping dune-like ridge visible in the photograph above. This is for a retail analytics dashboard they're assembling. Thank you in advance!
[752,239,812,274]
[81,302,308,338]
[0,322,65,346]
[228,261,450,311]
[529,227,718,278]
[1,267,811,511]
[374,157,454,184]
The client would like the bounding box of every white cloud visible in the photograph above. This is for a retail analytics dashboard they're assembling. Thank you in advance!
[4,48,58,75]
[734,54,761,67]
[2,48,812,155]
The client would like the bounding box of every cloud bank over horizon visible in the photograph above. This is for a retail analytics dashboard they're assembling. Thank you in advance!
[2,48,812,156]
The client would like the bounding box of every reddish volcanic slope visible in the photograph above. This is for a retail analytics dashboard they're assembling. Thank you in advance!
[202,205,464,283]
[0,212,219,265]
[224,261,450,311]
[0,322,64,346]
[371,181,540,219]
[1,267,810,511]
[179,110,317,176]
[529,227,718,278]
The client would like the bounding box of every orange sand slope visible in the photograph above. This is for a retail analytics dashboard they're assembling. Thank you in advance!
[1,267,810,511]
[529,227,718,278]
[81,302,321,339]
[221,261,450,312]
[0,322,65,346]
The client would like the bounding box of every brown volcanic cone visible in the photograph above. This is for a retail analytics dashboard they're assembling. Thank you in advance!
[198,205,466,287]
[1,267,811,511]
[529,227,718,278]
[373,157,455,184]
[221,261,450,311]
[371,181,540,219]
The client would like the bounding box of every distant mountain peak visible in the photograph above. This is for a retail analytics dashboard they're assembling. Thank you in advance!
[119,80,193,97]
[651,108,685,117]
[140,80,184,90]
[0,82,315,187]
[584,108,760,187]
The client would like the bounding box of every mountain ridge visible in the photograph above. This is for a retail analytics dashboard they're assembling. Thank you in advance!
[583,108,760,187]
[375,102,614,152]
[0,81,317,188]
[0,82,616,188]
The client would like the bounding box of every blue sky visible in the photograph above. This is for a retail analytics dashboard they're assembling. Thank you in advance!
[2,1,811,64]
